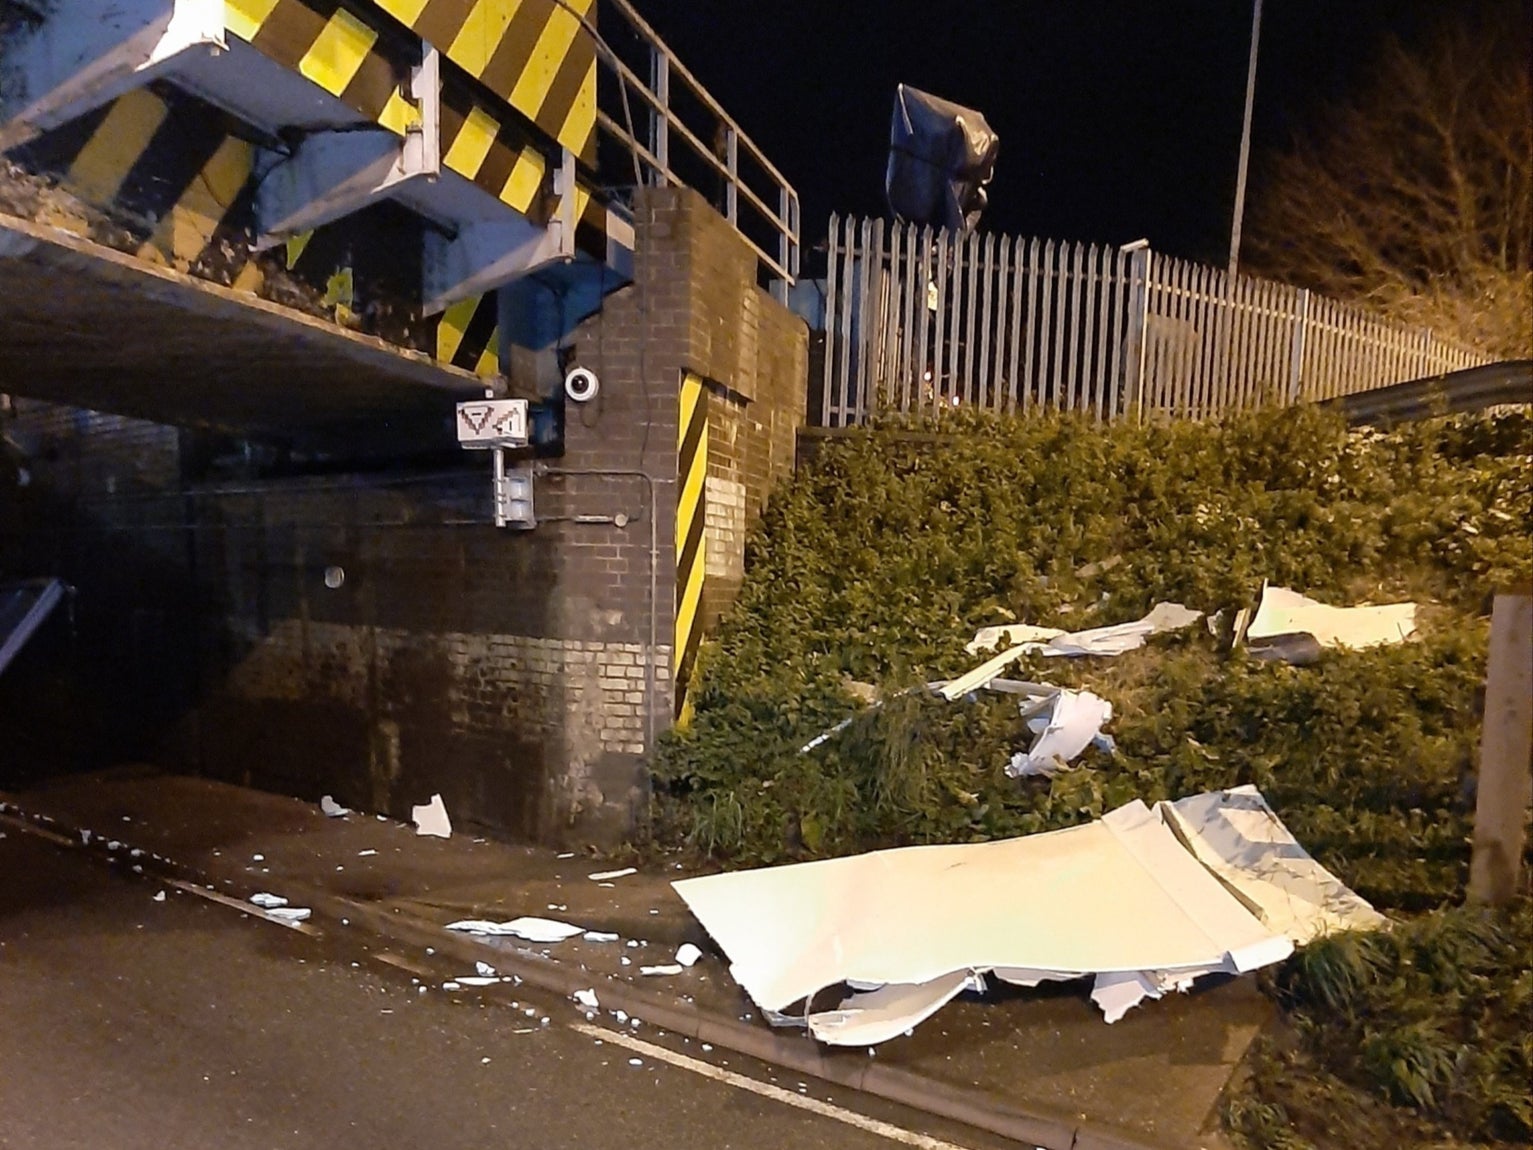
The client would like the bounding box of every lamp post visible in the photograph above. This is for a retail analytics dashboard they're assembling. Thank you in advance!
[1228,0,1263,276]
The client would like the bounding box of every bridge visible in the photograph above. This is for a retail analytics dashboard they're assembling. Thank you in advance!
[0,0,809,845]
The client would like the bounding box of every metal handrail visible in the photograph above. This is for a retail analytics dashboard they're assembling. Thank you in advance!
[595,0,800,296]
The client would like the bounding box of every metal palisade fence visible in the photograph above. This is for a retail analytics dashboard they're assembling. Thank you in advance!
[817,215,1491,427]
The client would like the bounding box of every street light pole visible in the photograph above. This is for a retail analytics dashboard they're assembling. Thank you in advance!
[1228,0,1263,277]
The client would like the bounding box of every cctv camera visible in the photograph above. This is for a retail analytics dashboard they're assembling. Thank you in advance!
[564,366,600,403]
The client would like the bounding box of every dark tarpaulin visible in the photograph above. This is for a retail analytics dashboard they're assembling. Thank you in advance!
[885,84,1000,232]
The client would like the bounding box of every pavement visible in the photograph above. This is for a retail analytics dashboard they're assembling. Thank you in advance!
[0,767,1267,1150]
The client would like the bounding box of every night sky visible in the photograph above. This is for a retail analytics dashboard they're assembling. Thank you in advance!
[639,0,1458,267]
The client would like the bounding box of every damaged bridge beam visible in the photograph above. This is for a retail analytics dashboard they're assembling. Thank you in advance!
[251,46,441,250]
[0,0,224,150]
[419,148,577,316]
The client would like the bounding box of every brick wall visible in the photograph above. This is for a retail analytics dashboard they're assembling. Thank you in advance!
[0,187,805,845]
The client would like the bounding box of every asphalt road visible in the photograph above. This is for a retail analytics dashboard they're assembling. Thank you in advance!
[0,826,1000,1150]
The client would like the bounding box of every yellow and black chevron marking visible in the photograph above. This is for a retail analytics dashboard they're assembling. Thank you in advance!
[436,293,501,377]
[228,0,606,258]
[675,371,709,722]
[12,83,265,293]
[372,0,598,164]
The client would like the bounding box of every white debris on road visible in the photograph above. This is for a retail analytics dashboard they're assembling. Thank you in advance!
[320,795,349,817]
[456,976,498,987]
[675,943,703,967]
[673,787,1380,1045]
[1007,689,1114,778]
[153,891,166,902]
[248,893,287,909]
[265,906,312,923]
[357,849,377,857]
[573,988,600,1009]
[445,917,585,943]
[640,964,683,977]
[588,867,637,882]
[475,961,496,976]
[583,931,619,942]
[411,794,452,839]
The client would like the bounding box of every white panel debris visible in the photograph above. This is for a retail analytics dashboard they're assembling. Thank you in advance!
[967,602,1203,657]
[582,931,619,943]
[675,942,703,967]
[674,788,1377,1044]
[1246,584,1416,651]
[1160,785,1388,944]
[320,795,350,818]
[640,964,684,976]
[249,892,288,909]
[445,917,584,943]
[1007,689,1114,778]
[412,794,452,839]
[588,867,637,881]
[573,988,600,1009]
[265,906,311,923]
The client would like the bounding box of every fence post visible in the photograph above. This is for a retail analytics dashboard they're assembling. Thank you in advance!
[1122,246,1152,421]
[1469,590,1533,906]
[1287,288,1310,404]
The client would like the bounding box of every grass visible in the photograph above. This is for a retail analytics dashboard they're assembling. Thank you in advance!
[647,404,1533,1147]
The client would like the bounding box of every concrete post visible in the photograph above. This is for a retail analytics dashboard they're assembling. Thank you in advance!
[1469,591,1533,905]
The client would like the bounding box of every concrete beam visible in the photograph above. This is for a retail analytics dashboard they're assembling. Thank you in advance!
[0,0,225,150]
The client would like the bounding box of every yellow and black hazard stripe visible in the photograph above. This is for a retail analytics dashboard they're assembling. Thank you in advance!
[675,371,709,721]
[372,0,598,164]
[436,293,501,377]
[228,0,607,260]
[10,83,265,293]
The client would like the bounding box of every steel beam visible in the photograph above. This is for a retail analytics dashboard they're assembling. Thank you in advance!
[0,0,224,150]
[251,48,440,249]
[420,149,578,315]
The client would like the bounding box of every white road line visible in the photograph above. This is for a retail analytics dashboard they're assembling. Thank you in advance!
[569,1022,978,1150]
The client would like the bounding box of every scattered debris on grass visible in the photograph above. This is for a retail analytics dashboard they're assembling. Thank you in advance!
[1008,688,1114,778]
[968,601,1203,657]
[1245,583,1417,659]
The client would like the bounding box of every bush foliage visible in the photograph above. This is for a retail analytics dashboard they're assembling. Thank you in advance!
[651,405,1532,1146]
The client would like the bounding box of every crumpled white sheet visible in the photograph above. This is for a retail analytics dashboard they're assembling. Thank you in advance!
[1007,689,1114,777]
[674,787,1381,1045]
[966,602,1203,658]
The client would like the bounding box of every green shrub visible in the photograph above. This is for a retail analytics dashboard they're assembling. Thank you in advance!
[651,406,1533,1146]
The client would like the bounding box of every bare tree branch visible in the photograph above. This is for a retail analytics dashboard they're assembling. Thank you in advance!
[1247,1,1532,358]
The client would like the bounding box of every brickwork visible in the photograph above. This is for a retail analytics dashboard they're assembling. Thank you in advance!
[0,186,806,846]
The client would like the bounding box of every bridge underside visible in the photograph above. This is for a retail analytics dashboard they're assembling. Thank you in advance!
[0,211,481,451]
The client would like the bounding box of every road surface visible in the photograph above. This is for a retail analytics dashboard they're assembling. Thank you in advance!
[0,825,1001,1150]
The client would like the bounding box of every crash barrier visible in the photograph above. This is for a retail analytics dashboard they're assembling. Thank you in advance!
[818,214,1491,427]
[1322,359,1533,424]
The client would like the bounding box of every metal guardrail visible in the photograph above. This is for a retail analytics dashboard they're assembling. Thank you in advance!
[1321,360,1533,424]
[592,0,800,299]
